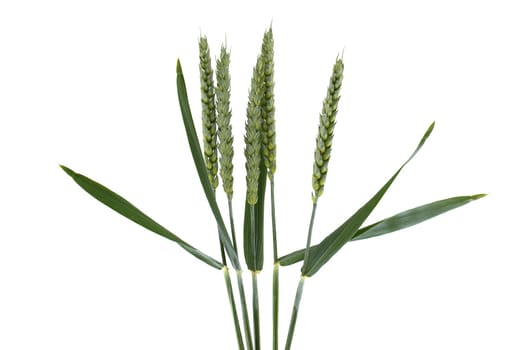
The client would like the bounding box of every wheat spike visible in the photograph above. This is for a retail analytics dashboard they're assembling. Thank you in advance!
[312,57,344,201]
[245,56,265,205]
[261,27,276,178]
[199,36,218,189]
[216,45,234,199]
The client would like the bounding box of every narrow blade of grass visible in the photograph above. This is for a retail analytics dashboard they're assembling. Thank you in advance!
[352,193,487,240]
[243,160,267,271]
[279,193,486,266]
[176,60,241,271]
[301,122,435,276]
[60,165,223,270]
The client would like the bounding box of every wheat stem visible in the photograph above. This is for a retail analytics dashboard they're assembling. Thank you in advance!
[236,270,254,350]
[251,271,261,350]
[272,261,279,350]
[223,267,245,350]
[301,201,318,273]
[284,276,306,350]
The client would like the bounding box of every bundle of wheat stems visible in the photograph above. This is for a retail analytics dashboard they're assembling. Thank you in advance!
[61,26,485,349]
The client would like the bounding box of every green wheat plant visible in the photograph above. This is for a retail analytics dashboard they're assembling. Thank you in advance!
[60,26,485,349]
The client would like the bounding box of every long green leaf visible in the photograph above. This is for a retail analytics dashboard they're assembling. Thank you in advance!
[301,122,435,276]
[352,193,487,241]
[279,193,486,266]
[243,159,267,271]
[176,60,241,271]
[60,165,223,270]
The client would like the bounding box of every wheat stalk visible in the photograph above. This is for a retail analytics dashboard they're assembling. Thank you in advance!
[216,44,241,258]
[258,26,281,350]
[244,53,266,350]
[200,37,246,350]
[286,56,345,350]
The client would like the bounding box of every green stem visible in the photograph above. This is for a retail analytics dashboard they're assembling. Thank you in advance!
[270,178,279,350]
[223,267,245,350]
[215,191,243,348]
[251,271,261,350]
[249,205,261,350]
[284,276,306,350]
[272,262,279,350]
[236,270,254,350]
[228,198,238,254]
[285,198,317,349]
[301,201,318,273]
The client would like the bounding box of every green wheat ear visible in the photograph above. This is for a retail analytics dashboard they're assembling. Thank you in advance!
[199,36,219,189]
[261,27,276,178]
[245,56,265,205]
[216,44,234,199]
[312,56,344,201]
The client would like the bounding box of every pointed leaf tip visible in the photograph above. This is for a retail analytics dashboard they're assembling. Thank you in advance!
[60,164,75,177]
[176,59,182,74]
[422,121,435,141]
[472,193,487,200]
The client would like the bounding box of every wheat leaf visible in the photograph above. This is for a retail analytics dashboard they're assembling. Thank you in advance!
[243,160,267,271]
[279,193,486,266]
[176,60,241,271]
[60,165,223,270]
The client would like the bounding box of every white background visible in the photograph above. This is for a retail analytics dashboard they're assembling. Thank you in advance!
[1,1,525,349]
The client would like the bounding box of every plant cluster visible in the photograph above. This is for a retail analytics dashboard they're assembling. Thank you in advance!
[61,27,485,349]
